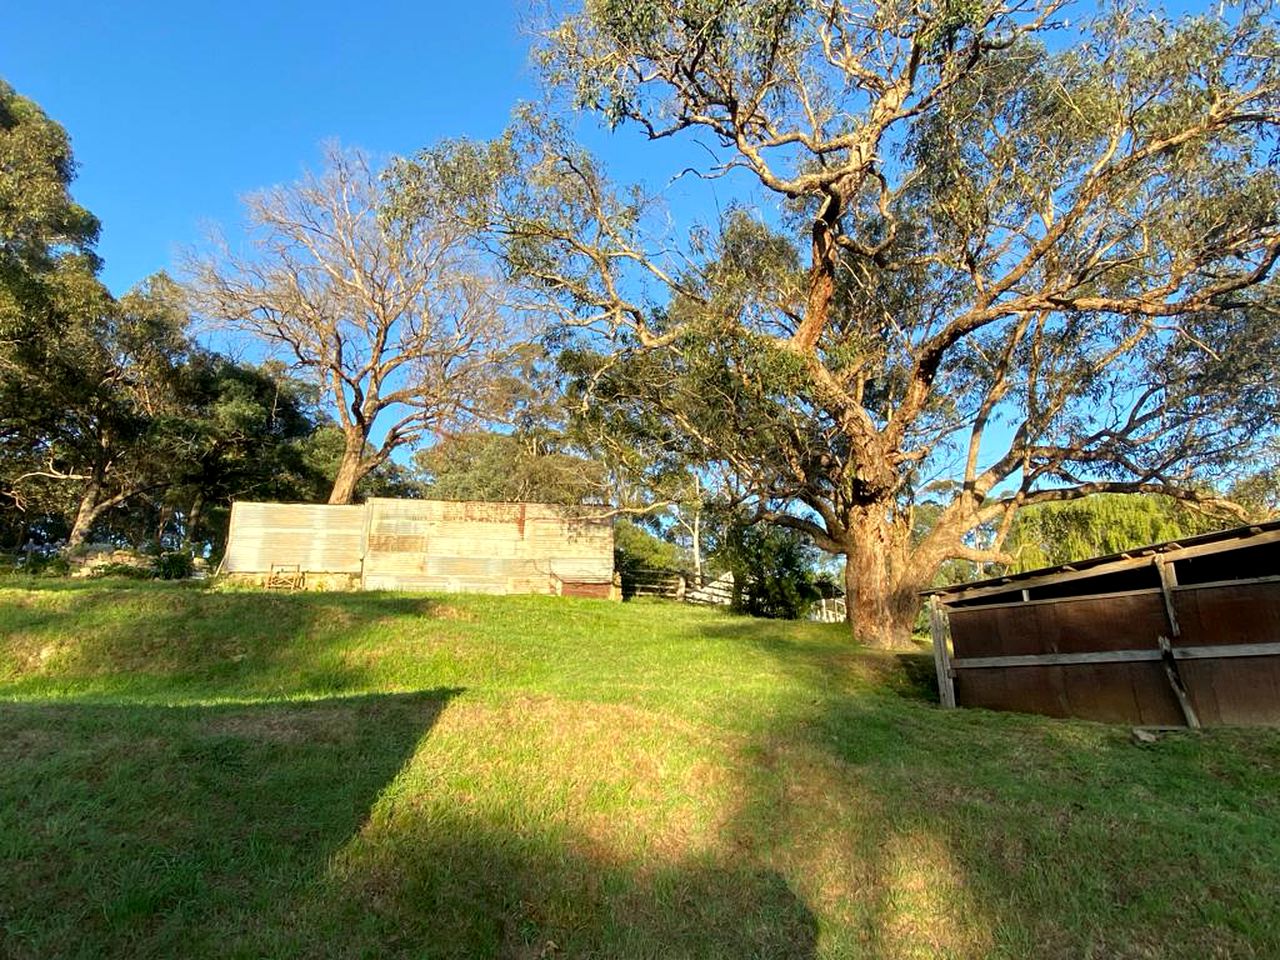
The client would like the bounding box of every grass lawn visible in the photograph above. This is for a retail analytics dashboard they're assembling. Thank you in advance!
[2,579,1278,959]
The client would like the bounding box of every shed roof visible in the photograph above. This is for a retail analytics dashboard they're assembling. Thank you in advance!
[925,517,1280,603]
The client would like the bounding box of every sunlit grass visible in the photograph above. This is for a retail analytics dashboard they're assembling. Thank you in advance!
[2,578,1278,958]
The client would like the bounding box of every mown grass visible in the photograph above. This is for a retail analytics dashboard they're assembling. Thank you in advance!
[2,578,1278,959]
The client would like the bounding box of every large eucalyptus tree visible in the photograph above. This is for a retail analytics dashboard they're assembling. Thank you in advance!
[396,0,1280,646]
[188,145,532,505]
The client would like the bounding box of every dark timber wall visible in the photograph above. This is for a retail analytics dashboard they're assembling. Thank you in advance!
[928,523,1280,727]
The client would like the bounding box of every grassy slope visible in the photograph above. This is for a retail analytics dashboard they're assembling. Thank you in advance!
[1,579,1278,960]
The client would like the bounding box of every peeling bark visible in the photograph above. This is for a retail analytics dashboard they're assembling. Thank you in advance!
[840,508,924,650]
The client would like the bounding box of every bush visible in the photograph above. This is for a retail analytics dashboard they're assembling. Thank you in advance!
[718,523,820,620]
[90,562,155,580]
[22,554,71,577]
[155,551,195,580]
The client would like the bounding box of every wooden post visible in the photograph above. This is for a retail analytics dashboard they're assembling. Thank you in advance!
[1156,556,1181,638]
[929,596,957,709]
[1154,557,1200,728]
[1158,635,1201,729]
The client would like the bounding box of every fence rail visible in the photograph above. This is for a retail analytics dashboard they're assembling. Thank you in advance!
[623,568,845,620]
[810,598,847,623]
[623,569,735,606]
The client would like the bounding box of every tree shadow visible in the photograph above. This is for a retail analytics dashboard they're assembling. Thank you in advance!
[7,587,1275,956]
[313,820,817,959]
[0,690,457,958]
[709,618,1280,958]
[0,681,819,959]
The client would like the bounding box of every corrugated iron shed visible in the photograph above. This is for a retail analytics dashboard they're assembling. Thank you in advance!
[221,498,615,598]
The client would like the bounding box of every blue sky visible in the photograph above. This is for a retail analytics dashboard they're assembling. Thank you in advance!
[4,0,1209,297]
[2,0,1233,509]
[2,0,705,295]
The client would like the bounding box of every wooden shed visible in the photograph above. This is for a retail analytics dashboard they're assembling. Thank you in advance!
[926,520,1280,727]
[221,498,616,598]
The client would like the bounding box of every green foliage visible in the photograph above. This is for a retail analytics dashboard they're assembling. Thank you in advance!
[1227,444,1280,519]
[89,561,156,581]
[0,82,333,556]
[412,431,607,505]
[298,426,421,501]
[15,553,70,577]
[718,522,819,620]
[613,518,683,576]
[0,78,100,335]
[1000,494,1225,573]
[154,551,194,581]
[447,0,1280,647]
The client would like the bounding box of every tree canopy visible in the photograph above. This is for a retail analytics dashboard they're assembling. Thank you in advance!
[2,2,1278,637]
[411,430,609,505]
[394,0,1280,645]
[187,145,535,504]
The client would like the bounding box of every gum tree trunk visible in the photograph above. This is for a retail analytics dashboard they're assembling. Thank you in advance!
[182,491,205,553]
[328,431,369,505]
[840,507,924,650]
[67,478,104,551]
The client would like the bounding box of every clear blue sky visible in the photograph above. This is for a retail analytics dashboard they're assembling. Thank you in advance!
[3,0,1208,297]
[2,0,707,295]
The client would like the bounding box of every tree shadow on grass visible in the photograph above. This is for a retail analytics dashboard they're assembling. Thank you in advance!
[0,684,819,959]
[315,820,817,959]
[701,618,1280,959]
[0,690,458,959]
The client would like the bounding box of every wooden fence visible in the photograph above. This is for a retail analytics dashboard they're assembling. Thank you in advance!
[810,598,847,623]
[624,570,734,606]
[624,569,846,621]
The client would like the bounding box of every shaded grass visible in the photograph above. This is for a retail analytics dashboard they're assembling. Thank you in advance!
[2,578,1279,958]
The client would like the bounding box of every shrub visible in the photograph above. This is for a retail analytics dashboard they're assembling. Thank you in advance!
[718,523,820,620]
[21,553,71,577]
[155,552,195,580]
[90,562,155,580]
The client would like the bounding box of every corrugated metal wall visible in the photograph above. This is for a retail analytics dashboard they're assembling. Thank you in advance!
[362,498,613,594]
[221,498,614,596]
[221,502,365,574]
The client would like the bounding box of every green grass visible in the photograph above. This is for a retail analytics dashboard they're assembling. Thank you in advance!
[2,579,1278,959]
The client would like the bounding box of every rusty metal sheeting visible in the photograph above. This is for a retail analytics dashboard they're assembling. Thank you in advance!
[221,503,365,574]
[221,498,615,598]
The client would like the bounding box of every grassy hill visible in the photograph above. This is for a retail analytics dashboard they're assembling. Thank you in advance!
[2,579,1278,959]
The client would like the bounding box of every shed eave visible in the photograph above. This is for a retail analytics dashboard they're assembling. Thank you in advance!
[922,518,1280,602]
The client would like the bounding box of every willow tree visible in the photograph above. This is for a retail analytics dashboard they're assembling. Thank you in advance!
[397,0,1280,646]
[188,145,530,505]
